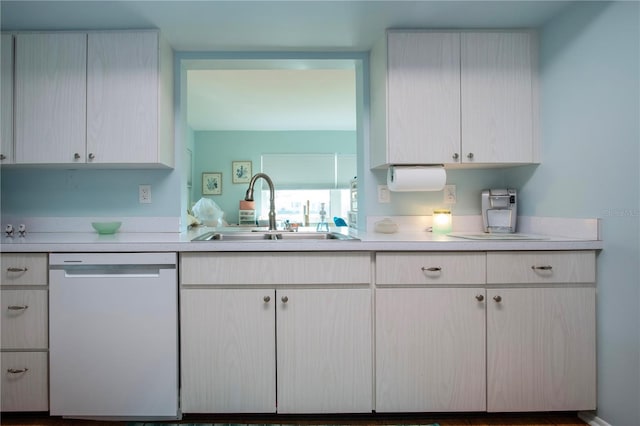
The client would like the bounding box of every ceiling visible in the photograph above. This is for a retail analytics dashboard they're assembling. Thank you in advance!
[1,0,574,131]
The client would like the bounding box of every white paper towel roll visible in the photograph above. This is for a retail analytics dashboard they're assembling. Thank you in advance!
[387,166,446,192]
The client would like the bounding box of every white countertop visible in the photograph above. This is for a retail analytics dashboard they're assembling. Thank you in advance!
[0,226,603,253]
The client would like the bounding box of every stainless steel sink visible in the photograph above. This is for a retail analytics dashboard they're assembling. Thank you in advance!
[191,231,359,242]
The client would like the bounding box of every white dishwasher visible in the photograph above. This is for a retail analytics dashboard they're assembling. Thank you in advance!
[49,252,179,419]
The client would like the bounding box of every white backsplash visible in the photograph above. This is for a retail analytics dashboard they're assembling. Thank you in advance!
[1,216,181,233]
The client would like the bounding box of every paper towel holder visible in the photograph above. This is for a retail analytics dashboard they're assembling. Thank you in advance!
[387,164,446,192]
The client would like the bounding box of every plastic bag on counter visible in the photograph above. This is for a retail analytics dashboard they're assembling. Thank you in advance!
[192,198,226,227]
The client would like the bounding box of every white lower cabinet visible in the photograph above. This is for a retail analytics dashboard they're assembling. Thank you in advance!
[375,250,597,413]
[376,287,486,412]
[486,250,597,412]
[486,287,596,412]
[181,289,276,413]
[1,352,48,412]
[276,288,372,413]
[0,253,49,412]
[180,252,372,414]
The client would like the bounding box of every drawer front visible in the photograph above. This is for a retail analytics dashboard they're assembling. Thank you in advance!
[1,290,48,350]
[376,252,486,285]
[1,351,49,412]
[181,252,371,285]
[1,254,48,286]
[487,251,596,284]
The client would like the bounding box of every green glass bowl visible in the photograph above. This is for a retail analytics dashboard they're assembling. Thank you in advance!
[91,221,122,235]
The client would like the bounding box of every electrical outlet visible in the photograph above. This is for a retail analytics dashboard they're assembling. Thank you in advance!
[139,184,152,204]
[444,184,457,204]
[378,185,391,203]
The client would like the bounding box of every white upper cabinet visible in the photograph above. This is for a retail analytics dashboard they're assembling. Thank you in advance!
[461,32,537,164]
[15,33,87,164]
[13,30,173,168]
[1,34,14,164]
[370,30,539,168]
[87,31,173,166]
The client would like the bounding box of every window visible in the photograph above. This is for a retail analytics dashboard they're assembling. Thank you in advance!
[259,189,351,227]
[257,153,355,227]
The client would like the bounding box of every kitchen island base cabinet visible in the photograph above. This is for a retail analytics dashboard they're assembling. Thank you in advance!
[375,287,486,412]
[487,287,596,412]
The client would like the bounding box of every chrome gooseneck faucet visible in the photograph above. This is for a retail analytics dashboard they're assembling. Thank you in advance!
[245,173,276,231]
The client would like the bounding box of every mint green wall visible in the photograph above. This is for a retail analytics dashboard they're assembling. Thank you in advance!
[1,168,180,218]
[192,130,356,224]
[505,2,639,424]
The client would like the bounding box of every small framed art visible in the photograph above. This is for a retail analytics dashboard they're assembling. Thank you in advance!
[202,172,222,195]
[232,161,252,184]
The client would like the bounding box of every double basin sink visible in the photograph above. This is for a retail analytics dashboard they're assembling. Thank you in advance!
[192,230,360,242]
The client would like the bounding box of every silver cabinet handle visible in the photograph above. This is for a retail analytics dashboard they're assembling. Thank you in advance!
[74,153,81,159]
[263,296,271,303]
[475,294,484,302]
[467,152,474,159]
[7,267,28,273]
[452,153,459,160]
[281,296,289,303]
[7,368,29,374]
[493,295,502,303]
[8,305,28,311]
[421,266,442,272]
[532,265,553,270]
[88,153,96,160]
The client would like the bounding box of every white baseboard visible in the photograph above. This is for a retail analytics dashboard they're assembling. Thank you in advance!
[579,411,613,426]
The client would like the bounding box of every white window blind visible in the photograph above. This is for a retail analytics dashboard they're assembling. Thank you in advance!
[261,153,355,189]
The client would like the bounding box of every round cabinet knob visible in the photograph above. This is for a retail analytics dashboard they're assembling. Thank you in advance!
[263,296,271,303]
[74,153,81,159]
[88,153,96,160]
[493,295,502,303]
[467,152,474,159]
[281,296,289,303]
[0,154,6,160]
[475,294,484,302]
[452,153,459,160]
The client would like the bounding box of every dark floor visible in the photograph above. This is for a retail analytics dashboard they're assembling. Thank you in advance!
[0,412,588,426]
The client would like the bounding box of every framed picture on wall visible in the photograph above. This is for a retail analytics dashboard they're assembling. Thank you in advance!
[202,172,222,195]
[232,161,252,184]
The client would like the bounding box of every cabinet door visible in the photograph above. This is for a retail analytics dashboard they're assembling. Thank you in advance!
[387,32,461,164]
[487,287,596,412]
[1,34,13,164]
[376,288,486,412]
[461,32,535,163]
[180,289,276,413]
[277,288,372,413]
[15,33,87,164]
[87,31,159,164]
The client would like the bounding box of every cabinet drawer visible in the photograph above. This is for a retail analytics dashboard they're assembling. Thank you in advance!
[181,252,371,285]
[1,290,48,350]
[1,351,49,412]
[376,252,486,285]
[487,251,596,284]
[1,254,48,286]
